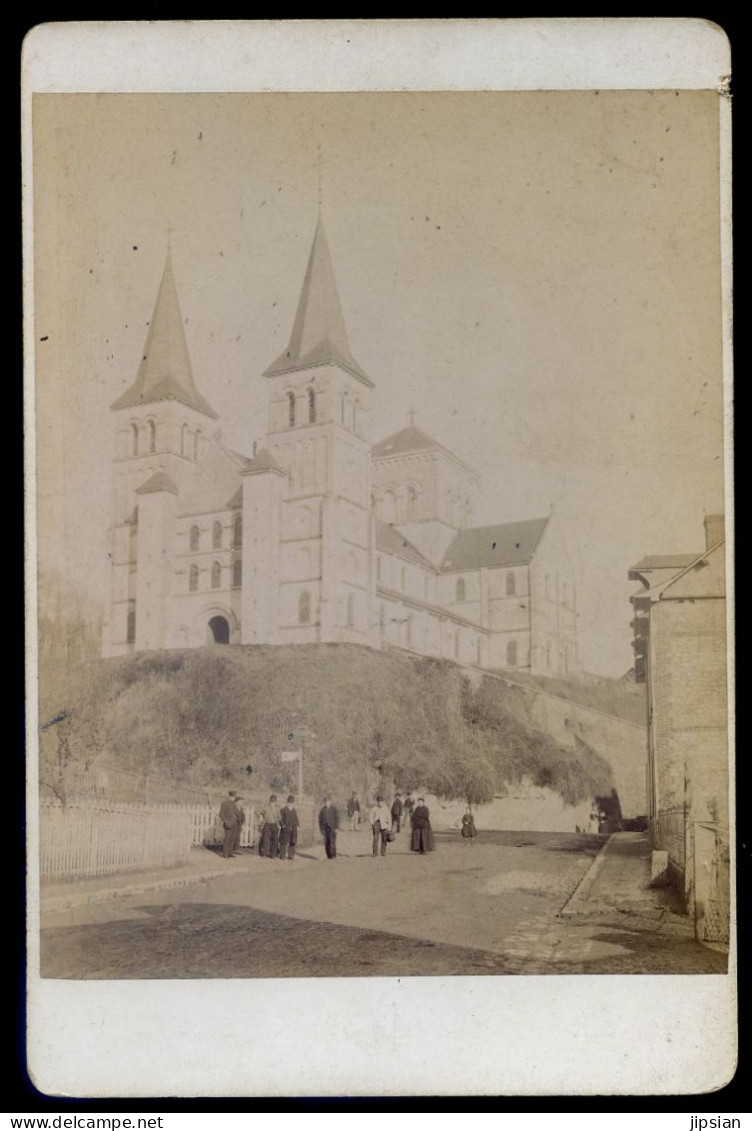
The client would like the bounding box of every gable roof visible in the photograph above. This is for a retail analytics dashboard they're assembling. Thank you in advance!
[441,518,549,571]
[111,252,218,419]
[263,220,373,388]
[375,519,436,570]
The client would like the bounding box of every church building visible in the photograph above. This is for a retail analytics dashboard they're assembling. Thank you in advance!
[103,222,581,677]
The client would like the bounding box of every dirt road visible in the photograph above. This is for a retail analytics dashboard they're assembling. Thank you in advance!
[40,830,725,978]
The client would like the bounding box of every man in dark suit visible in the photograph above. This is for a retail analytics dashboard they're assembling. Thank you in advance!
[219,791,240,859]
[278,794,300,860]
[391,793,404,834]
[318,797,339,860]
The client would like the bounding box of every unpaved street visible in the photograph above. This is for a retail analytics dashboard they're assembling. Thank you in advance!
[40,830,725,978]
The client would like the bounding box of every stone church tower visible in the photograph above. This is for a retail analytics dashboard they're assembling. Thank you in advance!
[246,219,376,645]
[103,250,219,655]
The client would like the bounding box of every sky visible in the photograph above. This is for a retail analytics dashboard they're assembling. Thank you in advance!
[32,90,727,676]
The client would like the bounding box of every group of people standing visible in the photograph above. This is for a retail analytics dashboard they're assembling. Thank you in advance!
[219,788,474,863]
[219,791,302,861]
[257,794,301,860]
[320,791,435,859]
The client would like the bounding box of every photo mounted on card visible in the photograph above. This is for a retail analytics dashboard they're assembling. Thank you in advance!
[24,20,734,1097]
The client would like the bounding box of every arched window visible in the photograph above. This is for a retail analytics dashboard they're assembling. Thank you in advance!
[308,388,316,424]
[193,429,201,461]
[405,486,417,522]
[382,490,397,525]
[379,605,385,634]
[189,564,199,592]
[232,558,242,588]
[147,420,156,454]
[507,639,518,667]
[454,631,460,659]
[456,578,466,602]
[376,556,382,582]
[130,423,139,456]
[181,423,189,456]
[298,590,311,625]
[126,607,136,644]
[287,391,296,428]
[233,515,242,549]
[346,593,355,628]
[212,521,222,550]
[189,524,200,552]
[211,561,221,589]
[506,571,516,597]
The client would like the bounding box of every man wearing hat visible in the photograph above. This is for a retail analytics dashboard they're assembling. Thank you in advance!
[219,790,241,859]
[318,796,340,860]
[369,796,392,857]
[259,793,281,859]
[278,795,300,860]
[391,792,404,834]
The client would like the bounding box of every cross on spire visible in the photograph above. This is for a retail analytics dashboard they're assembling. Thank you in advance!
[407,406,417,425]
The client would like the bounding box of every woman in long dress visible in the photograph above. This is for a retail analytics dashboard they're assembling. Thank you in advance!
[410,797,434,854]
[460,807,477,846]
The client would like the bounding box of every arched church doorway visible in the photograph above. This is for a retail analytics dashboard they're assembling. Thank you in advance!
[208,615,230,645]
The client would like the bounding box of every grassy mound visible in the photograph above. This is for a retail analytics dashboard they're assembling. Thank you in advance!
[38,643,615,807]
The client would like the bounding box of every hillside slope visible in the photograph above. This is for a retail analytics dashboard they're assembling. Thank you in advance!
[38,643,617,808]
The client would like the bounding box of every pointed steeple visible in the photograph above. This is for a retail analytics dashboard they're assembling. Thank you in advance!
[111,251,218,417]
[264,220,374,387]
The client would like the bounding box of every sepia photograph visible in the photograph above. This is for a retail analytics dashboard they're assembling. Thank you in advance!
[25,20,734,1097]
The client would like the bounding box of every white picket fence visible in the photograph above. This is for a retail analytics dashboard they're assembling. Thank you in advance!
[40,798,315,880]
[188,804,258,849]
[40,801,194,880]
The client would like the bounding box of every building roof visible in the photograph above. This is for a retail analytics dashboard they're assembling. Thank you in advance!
[111,252,218,418]
[656,538,726,601]
[372,425,446,460]
[135,471,179,496]
[241,448,285,476]
[263,220,374,388]
[375,519,436,570]
[441,518,549,571]
[629,554,697,572]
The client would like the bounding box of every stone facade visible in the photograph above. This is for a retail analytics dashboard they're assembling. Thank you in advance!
[629,517,730,940]
[103,222,581,678]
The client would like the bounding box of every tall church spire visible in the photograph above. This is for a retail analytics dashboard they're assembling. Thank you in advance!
[111,250,218,417]
[263,220,374,387]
